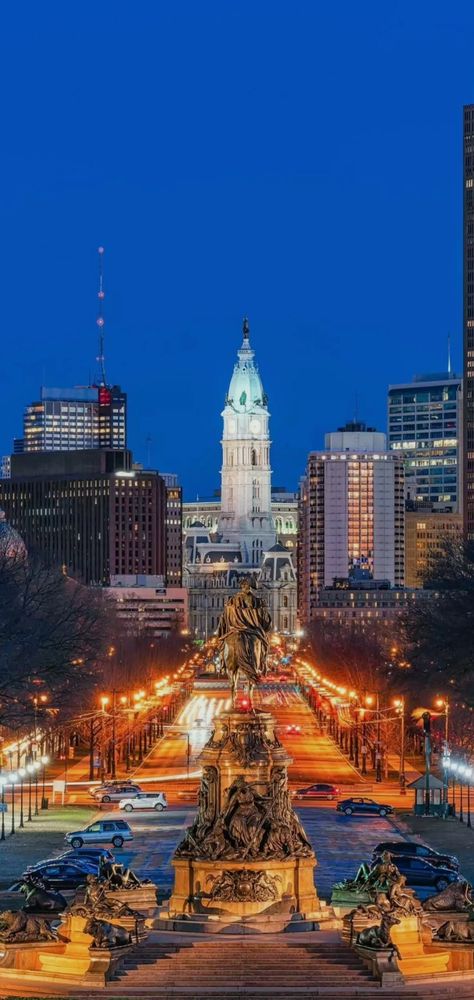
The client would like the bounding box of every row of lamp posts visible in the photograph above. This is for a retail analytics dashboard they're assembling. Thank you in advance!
[0,755,49,840]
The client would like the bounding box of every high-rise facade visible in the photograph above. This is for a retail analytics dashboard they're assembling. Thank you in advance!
[21,385,127,454]
[464,104,474,536]
[298,423,405,625]
[161,474,183,586]
[0,450,166,585]
[405,510,463,588]
[388,372,462,512]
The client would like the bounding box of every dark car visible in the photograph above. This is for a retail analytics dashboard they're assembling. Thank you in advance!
[20,861,93,891]
[372,841,459,871]
[58,848,115,864]
[295,783,340,800]
[392,855,460,892]
[337,797,393,817]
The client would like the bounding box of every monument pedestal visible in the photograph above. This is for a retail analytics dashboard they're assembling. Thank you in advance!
[167,709,323,924]
[390,915,450,977]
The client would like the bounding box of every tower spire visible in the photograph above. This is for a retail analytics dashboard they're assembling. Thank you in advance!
[242,316,250,342]
[96,246,107,386]
[447,332,452,374]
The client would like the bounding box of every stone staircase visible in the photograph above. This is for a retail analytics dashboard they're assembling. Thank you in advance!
[110,936,380,992]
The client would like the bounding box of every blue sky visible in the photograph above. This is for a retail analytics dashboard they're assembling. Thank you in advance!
[0,1,471,497]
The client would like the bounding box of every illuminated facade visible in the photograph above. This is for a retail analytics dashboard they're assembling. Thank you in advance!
[183,320,296,638]
[464,105,474,536]
[388,372,462,512]
[405,510,463,588]
[21,385,127,453]
[298,423,405,624]
[161,474,183,586]
[0,451,166,585]
[183,488,298,551]
[106,576,188,636]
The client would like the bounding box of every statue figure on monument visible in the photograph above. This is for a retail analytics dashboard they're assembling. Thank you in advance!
[217,578,272,707]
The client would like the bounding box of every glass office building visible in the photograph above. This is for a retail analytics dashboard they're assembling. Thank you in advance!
[387,372,462,512]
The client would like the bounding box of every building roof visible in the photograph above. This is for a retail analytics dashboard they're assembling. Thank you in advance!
[225,318,268,414]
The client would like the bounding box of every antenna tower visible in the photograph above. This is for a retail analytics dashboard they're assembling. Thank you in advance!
[96,246,107,386]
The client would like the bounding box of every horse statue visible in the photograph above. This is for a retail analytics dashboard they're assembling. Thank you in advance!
[216,578,272,707]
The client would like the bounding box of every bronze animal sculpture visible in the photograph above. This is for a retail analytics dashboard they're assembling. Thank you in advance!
[0,909,58,943]
[436,918,474,942]
[423,880,473,913]
[357,910,401,950]
[19,874,67,913]
[84,917,131,949]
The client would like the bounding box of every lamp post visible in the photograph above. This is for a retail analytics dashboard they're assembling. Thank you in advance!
[451,762,458,816]
[459,764,466,824]
[40,755,49,809]
[394,698,406,794]
[9,774,17,835]
[26,763,34,821]
[0,777,6,841]
[360,709,367,775]
[33,760,41,816]
[18,767,26,828]
[441,751,450,818]
[466,766,473,829]
[435,696,449,746]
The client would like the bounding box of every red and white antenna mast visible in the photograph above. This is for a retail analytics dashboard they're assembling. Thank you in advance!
[96,245,107,386]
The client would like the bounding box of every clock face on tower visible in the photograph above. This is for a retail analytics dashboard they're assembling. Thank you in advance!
[249,417,261,434]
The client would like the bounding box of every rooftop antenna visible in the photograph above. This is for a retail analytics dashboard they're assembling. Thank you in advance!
[447,332,452,375]
[353,391,359,424]
[96,246,107,386]
[146,434,152,468]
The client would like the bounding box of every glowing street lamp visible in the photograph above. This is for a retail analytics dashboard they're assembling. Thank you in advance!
[18,767,26,827]
[435,697,450,745]
[40,755,50,809]
[394,698,406,794]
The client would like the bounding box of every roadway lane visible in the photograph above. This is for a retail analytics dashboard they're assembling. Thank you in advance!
[256,684,362,789]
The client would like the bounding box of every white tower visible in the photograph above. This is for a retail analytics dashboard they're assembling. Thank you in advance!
[219,319,275,564]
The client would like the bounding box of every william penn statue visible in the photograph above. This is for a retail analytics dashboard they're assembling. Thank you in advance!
[217,578,272,707]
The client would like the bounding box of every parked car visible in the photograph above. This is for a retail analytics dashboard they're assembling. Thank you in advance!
[19,861,93,891]
[65,819,133,849]
[372,841,459,871]
[337,797,393,817]
[89,783,142,804]
[391,855,460,892]
[27,855,99,875]
[295,783,340,801]
[119,792,167,813]
[58,847,115,864]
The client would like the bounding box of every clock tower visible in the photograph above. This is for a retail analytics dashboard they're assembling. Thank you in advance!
[219,318,275,563]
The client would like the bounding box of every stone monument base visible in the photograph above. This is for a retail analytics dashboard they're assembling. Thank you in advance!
[390,915,450,977]
[168,855,319,919]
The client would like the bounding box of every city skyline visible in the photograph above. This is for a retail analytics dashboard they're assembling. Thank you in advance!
[0,4,473,497]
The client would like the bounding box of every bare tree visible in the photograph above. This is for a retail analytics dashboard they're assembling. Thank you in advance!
[0,543,112,729]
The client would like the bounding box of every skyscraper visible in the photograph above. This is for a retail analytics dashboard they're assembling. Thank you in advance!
[298,422,405,625]
[387,371,462,512]
[21,385,127,453]
[0,450,166,586]
[464,104,474,537]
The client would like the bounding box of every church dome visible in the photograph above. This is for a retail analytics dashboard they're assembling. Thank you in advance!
[225,318,268,414]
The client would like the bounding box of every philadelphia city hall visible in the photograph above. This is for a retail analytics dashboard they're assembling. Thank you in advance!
[183,319,297,639]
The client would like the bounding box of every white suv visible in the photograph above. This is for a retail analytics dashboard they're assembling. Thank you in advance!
[119,791,167,813]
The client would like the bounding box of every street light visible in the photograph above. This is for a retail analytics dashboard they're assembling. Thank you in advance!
[8,774,18,835]
[18,767,26,828]
[394,698,406,794]
[435,697,449,746]
[26,763,34,821]
[40,755,49,809]
[32,760,41,816]
[0,777,6,841]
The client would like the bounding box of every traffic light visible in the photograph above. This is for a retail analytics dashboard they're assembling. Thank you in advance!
[422,711,431,734]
